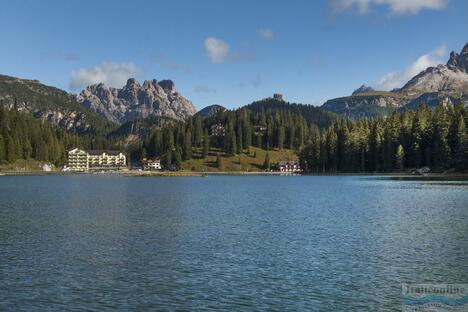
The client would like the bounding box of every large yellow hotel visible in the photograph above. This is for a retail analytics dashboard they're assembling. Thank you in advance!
[67,148,127,171]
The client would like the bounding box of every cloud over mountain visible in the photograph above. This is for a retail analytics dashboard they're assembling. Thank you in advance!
[376,45,447,90]
[69,62,140,90]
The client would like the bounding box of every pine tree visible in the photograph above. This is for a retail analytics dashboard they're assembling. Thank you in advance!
[194,116,203,148]
[326,128,338,172]
[453,115,467,170]
[165,149,172,169]
[263,152,271,170]
[174,147,182,170]
[6,134,17,162]
[148,130,162,158]
[203,128,210,158]
[395,144,405,171]
[237,121,243,153]
[183,128,192,160]
[0,135,5,162]
[243,121,251,150]
[278,126,285,150]
[230,129,237,155]
[216,153,224,170]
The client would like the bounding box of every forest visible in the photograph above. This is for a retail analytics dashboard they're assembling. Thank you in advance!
[0,99,467,173]
[299,103,467,172]
[127,99,337,168]
[0,107,96,166]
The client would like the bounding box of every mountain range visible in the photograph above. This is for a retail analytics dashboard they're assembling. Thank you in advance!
[322,43,468,118]
[0,74,113,134]
[76,78,196,124]
[0,42,466,137]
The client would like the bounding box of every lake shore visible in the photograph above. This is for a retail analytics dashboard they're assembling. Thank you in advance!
[1,169,468,180]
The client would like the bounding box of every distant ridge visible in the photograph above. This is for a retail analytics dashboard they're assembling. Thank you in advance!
[322,42,468,118]
[196,104,227,119]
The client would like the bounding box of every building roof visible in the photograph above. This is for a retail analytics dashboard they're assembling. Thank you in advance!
[142,158,161,163]
[278,160,299,166]
[87,150,124,156]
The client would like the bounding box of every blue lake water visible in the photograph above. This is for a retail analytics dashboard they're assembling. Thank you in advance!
[0,175,467,310]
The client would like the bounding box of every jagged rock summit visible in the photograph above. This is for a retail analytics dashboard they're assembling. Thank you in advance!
[76,78,197,123]
[399,43,468,96]
[447,42,468,73]
[352,85,374,95]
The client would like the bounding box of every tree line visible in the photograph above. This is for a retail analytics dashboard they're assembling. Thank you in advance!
[0,107,102,165]
[2,98,466,173]
[299,103,467,173]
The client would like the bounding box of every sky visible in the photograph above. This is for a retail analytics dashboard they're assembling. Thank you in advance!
[0,0,467,110]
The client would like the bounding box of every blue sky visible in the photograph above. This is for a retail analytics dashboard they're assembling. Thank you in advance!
[0,0,467,110]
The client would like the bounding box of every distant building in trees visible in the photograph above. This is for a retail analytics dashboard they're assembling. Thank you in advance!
[273,93,283,101]
[253,125,268,135]
[210,123,226,137]
[142,158,162,171]
[262,93,284,102]
[276,160,301,172]
[67,148,126,171]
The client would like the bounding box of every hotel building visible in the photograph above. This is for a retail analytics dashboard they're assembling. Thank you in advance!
[67,148,127,171]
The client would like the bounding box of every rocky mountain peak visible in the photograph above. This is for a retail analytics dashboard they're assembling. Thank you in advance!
[447,42,468,73]
[158,80,175,93]
[125,78,140,88]
[76,78,196,124]
[352,85,375,95]
[322,42,468,118]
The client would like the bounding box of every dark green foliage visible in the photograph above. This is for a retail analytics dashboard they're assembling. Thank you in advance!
[300,103,467,173]
[216,152,223,170]
[0,107,84,165]
[203,128,209,158]
[263,152,270,170]
[183,128,192,160]
[202,99,336,154]
[0,74,116,136]
[173,147,182,170]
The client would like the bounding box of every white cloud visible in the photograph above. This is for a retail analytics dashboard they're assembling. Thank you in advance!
[376,44,447,90]
[330,0,447,15]
[152,53,191,74]
[69,62,140,90]
[258,28,274,39]
[193,85,216,93]
[204,37,230,64]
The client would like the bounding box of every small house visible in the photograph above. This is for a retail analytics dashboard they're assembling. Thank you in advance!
[210,123,226,137]
[277,160,301,172]
[142,158,162,171]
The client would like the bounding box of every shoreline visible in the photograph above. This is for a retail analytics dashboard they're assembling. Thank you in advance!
[1,170,467,179]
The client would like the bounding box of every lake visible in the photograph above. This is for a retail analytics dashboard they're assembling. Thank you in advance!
[0,175,467,310]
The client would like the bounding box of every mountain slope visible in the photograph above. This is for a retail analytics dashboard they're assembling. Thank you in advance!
[245,98,337,129]
[196,104,227,119]
[76,78,197,124]
[0,75,115,134]
[322,43,468,118]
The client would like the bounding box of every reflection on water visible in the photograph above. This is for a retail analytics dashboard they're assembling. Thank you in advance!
[0,175,467,310]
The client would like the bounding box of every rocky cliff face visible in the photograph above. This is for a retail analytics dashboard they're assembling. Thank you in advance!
[76,78,197,124]
[322,92,408,118]
[0,75,111,134]
[322,43,468,118]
